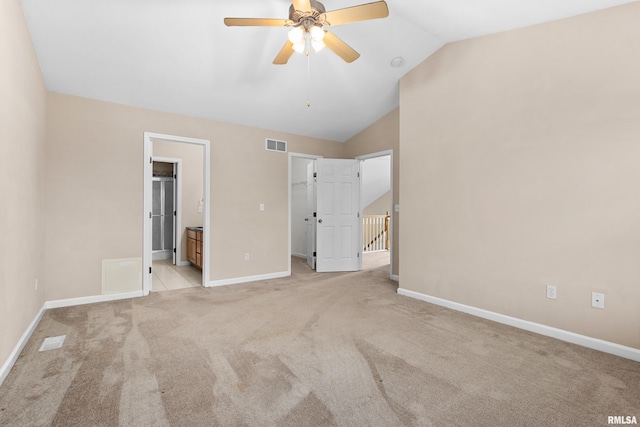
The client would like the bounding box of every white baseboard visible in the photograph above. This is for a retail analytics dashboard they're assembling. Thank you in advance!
[207,271,290,287]
[152,251,172,261]
[44,290,144,309]
[177,260,191,267]
[397,288,640,362]
[0,304,47,387]
[390,274,399,282]
[1,290,145,386]
[292,252,307,259]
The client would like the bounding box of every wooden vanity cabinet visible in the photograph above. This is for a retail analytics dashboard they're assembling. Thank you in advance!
[186,228,203,269]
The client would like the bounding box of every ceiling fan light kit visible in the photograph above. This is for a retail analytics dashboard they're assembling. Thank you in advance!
[224,0,389,64]
[288,25,326,53]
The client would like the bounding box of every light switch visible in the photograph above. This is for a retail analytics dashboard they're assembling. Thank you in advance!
[259,203,265,211]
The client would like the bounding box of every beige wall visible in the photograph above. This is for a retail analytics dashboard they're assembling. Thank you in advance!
[0,0,47,372]
[208,119,344,281]
[45,93,345,299]
[399,3,640,349]
[153,141,204,263]
[363,192,391,216]
[344,109,400,277]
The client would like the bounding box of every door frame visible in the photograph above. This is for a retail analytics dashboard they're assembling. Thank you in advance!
[288,152,322,274]
[356,149,394,280]
[143,132,211,295]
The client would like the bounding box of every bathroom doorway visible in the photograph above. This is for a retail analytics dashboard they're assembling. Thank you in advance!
[143,132,211,295]
[152,161,177,262]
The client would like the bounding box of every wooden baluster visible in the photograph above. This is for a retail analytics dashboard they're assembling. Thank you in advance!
[385,211,390,250]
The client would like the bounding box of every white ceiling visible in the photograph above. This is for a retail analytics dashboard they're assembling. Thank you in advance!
[20,0,636,142]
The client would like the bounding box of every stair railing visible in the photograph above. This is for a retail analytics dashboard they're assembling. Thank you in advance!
[363,211,390,252]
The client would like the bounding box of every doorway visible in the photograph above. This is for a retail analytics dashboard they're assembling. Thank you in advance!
[289,153,321,273]
[360,154,391,270]
[357,150,394,278]
[289,154,362,273]
[143,132,211,295]
[152,161,177,262]
[289,151,394,277]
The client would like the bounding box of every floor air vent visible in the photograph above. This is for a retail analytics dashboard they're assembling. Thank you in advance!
[39,335,66,352]
[266,138,287,153]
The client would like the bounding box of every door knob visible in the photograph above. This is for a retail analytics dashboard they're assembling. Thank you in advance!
[318,219,323,223]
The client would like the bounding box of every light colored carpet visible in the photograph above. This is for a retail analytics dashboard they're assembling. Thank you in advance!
[0,256,638,426]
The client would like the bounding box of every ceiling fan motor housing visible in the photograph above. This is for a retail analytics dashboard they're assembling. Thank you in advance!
[289,0,326,24]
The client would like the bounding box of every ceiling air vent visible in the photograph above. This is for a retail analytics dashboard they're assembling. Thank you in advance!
[266,138,287,153]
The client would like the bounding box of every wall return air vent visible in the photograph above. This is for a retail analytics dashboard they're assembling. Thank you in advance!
[266,138,287,153]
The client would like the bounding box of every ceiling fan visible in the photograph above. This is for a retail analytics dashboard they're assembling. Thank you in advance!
[224,0,389,65]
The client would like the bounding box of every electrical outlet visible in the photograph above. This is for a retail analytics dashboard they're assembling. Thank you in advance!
[591,292,605,309]
[546,285,557,299]
[244,253,250,261]
[259,203,265,211]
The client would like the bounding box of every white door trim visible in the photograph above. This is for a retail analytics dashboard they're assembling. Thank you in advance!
[288,152,323,275]
[143,132,211,295]
[356,149,394,280]
[305,161,316,270]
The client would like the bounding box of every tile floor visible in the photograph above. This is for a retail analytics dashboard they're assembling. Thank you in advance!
[151,259,202,292]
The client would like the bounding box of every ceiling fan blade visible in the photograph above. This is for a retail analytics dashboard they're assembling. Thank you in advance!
[224,18,288,27]
[323,31,360,63]
[321,1,389,26]
[292,0,312,12]
[273,41,295,65]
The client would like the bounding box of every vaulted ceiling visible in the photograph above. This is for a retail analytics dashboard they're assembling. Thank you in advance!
[20,0,637,141]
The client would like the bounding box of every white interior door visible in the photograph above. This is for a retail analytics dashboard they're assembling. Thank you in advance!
[306,161,316,269]
[315,159,361,272]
